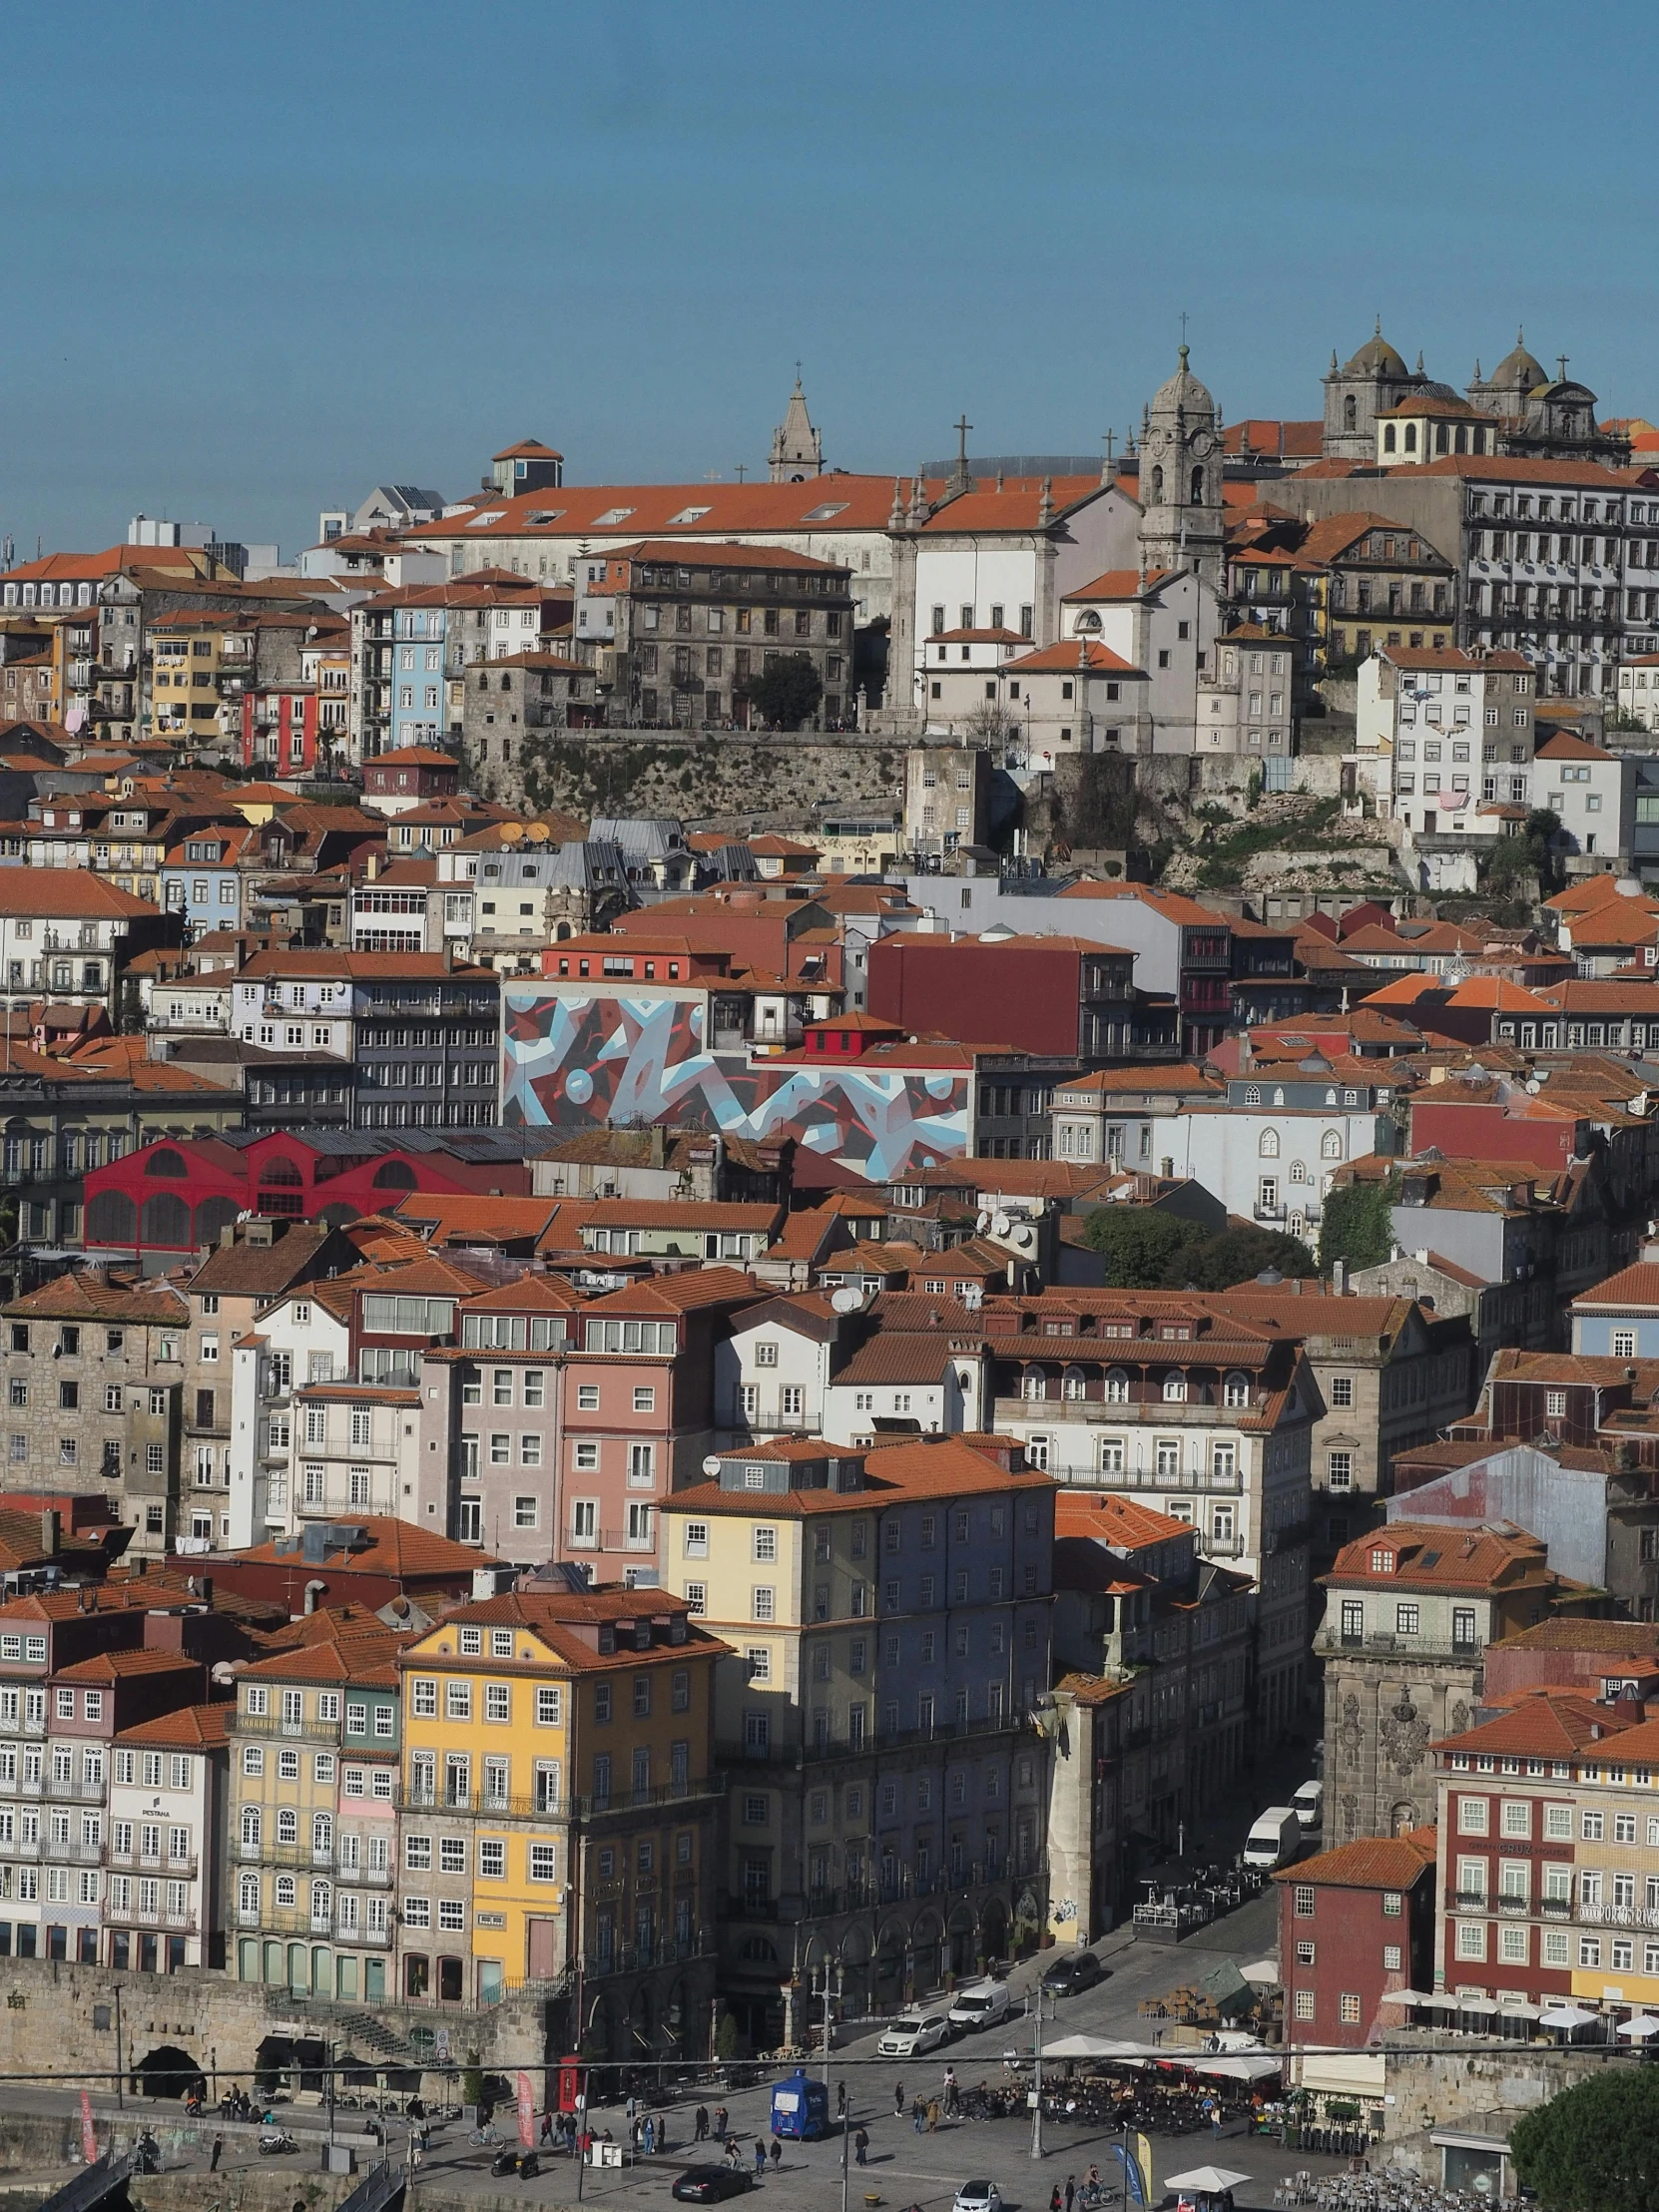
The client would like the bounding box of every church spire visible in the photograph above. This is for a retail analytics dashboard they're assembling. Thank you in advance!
[768,370,824,482]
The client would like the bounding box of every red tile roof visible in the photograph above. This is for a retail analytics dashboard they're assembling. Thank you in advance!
[1270,1833,1434,1890]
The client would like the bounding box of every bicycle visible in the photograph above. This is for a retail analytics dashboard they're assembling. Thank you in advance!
[469,2123,502,2147]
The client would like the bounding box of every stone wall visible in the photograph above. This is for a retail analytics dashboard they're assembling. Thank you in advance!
[1382,2030,1614,2146]
[0,1956,550,2096]
[513,730,905,832]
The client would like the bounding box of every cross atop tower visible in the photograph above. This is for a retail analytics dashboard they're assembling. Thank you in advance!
[1556,353,1570,383]
[1179,309,1190,345]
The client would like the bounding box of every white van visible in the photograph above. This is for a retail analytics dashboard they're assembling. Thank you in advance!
[948,1980,1012,2031]
[1293,1779,1324,1831]
[1242,1806,1302,1869]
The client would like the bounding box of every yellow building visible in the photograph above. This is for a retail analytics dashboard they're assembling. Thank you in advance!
[395,1584,725,2058]
[226,1621,405,2004]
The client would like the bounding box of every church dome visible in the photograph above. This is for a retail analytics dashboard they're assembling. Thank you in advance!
[1489,329,1548,391]
[1344,321,1409,378]
[1149,344,1215,418]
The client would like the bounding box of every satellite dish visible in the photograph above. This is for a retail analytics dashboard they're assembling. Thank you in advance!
[525,822,551,842]
[500,823,525,843]
[1012,1227,1035,1250]
[991,1212,1011,1237]
[831,1286,864,1314]
[701,1454,722,1477]
[975,1210,991,1232]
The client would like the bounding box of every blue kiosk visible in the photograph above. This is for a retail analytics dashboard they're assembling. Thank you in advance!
[770,2067,830,2141]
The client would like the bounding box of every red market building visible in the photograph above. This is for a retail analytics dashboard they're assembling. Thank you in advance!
[83,1130,534,1261]
[866,930,1174,1062]
[1274,1831,1436,2046]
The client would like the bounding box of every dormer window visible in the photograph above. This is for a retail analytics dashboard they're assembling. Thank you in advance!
[1371,1548,1394,1574]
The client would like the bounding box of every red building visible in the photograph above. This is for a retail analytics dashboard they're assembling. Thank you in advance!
[1275,1831,1436,2045]
[866,931,1149,1060]
[241,686,318,776]
[363,746,461,810]
[83,1130,532,1260]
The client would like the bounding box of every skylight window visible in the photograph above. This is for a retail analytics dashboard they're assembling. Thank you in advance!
[668,506,712,526]
[524,510,564,526]
[465,510,507,529]
[802,501,849,523]
[593,507,635,527]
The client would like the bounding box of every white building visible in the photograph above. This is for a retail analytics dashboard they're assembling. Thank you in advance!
[1532,730,1637,869]
[107,1705,228,1972]
[1354,644,1534,833]
[1055,568,1225,754]
[228,1284,354,1544]
[1614,654,1659,731]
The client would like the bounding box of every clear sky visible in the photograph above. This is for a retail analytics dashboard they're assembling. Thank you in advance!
[2,0,1655,561]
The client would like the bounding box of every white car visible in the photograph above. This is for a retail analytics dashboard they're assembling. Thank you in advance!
[954,2184,1004,2212]
[875,2011,952,2057]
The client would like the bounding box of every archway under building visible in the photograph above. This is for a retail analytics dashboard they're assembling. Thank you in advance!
[947,1904,976,1979]
[133,2045,201,2100]
[979,1899,1009,1962]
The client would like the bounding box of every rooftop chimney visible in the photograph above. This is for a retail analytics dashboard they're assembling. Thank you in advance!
[39,1510,58,1557]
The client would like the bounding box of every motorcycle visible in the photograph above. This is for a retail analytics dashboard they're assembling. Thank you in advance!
[491,2148,540,2179]
[258,2132,298,2157]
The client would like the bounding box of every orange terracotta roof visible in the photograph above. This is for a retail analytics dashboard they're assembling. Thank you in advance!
[1270,1833,1435,1890]
[114,1703,231,1750]
[1002,641,1142,676]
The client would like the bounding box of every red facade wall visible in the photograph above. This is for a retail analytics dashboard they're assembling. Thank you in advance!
[866,940,1081,1057]
[1408,1101,1581,1175]
[1279,1869,1434,2045]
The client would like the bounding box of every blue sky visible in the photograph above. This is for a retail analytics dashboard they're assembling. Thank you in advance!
[1,1,1654,559]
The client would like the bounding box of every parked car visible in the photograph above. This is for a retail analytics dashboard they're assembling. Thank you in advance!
[1041,1949,1107,1996]
[875,2011,953,2057]
[948,1981,1013,2031]
[953,2183,1004,2212]
[673,2170,756,2203]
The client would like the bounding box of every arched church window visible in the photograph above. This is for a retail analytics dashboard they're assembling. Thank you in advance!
[1151,465,1164,502]
[1191,467,1205,504]
[1344,395,1358,431]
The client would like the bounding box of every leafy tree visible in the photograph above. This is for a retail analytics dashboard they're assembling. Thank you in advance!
[1157,1225,1315,1291]
[743,654,823,730]
[460,2050,485,2111]
[1511,2067,1659,2212]
[1080,1208,1204,1288]
[715,2012,743,2062]
[1318,1171,1399,1278]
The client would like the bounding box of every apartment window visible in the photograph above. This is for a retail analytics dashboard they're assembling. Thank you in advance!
[1329,1376,1354,1408]
[1327,1451,1354,1492]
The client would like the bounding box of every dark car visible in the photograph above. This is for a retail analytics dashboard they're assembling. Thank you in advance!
[673,2169,757,2203]
[1042,1949,1107,1995]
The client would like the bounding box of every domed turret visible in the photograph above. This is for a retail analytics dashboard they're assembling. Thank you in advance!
[1487,327,1548,393]
[1135,345,1224,592]
[1343,318,1410,379]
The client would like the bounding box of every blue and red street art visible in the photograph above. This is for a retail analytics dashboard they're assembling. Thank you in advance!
[503,988,970,1179]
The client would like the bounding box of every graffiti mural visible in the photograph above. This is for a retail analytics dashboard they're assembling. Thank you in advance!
[503,988,970,1179]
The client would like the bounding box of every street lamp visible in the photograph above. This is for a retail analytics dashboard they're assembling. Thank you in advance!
[1029,1981,1047,2162]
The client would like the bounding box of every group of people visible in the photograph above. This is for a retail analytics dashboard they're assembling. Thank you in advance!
[1047,2170,1112,2212]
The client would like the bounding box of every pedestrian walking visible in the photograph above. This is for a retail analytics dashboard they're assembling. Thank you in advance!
[754,2137,769,2176]
[714,2105,729,2140]
[912,2096,925,2134]
[540,2111,553,2147]
[854,2128,869,2167]
[893,2083,905,2118]
[644,2115,657,2157]
[836,2083,846,2120]
[1049,2189,1062,2212]
[770,2136,783,2172]
[1065,2175,1077,2212]
[943,2065,958,2118]
[926,2098,940,2132]
[696,2107,711,2143]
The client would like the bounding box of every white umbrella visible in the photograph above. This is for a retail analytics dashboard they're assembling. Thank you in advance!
[1044,2033,1135,2060]
[1619,2014,1659,2039]
[1193,2055,1283,2083]
[1165,2169,1254,2196]
[1378,1989,1429,2006]
[1539,2003,1597,2029]
[1455,1995,1498,2013]
[1241,1959,1281,1986]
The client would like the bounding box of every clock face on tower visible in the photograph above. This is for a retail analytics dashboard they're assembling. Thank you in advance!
[1190,430,1217,461]
[1144,428,1171,461]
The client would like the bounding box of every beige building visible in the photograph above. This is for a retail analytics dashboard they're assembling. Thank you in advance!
[0,1273,186,1554]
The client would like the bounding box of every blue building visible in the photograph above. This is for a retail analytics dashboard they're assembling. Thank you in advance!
[1571,1258,1659,1358]
[161,826,254,938]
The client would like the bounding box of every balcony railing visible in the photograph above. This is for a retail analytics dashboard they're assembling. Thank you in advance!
[235,1712,342,1744]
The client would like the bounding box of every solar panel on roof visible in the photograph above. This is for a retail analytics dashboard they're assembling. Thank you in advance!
[1420,1550,1441,1567]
